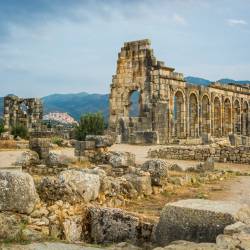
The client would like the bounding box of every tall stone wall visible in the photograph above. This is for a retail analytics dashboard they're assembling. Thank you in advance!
[109,39,250,144]
[4,96,43,132]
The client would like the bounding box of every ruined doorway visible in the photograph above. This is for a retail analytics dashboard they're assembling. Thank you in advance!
[242,101,248,136]
[201,95,210,134]
[233,100,241,134]
[173,91,185,138]
[223,98,232,136]
[213,97,221,137]
[189,93,199,137]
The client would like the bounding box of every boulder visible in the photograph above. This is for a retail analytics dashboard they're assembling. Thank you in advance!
[38,170,100,204]
[155,199,245,246]
[86,135,114,148]
[47,152,75,167]
[87,207,153,244]
[195,157,215,172]
[141,159,169,186]
[59,170,100,202]
[63,216,83,242]
[124,173,152,196]
[0,171,39,214]
[108,151,135,167]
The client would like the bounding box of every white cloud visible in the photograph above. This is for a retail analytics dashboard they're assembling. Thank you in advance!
[227,19,248,26]
[173,13,187,26]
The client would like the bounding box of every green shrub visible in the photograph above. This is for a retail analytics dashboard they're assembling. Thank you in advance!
[11,124,28,139]
[51,136,64,146]
[0,118,5,134]
[74,112,105,141]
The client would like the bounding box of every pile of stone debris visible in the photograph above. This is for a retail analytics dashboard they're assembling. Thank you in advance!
[0,135,249,249]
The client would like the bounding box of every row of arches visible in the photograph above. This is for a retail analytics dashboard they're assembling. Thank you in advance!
[173,91,250,139]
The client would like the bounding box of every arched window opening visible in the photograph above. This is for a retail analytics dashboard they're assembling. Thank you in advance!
[242,101,248,136]
[214,97,221,137]
[129,90,141,117]
[189,93,199,137]
[201,95,210,134]
[233,100,241,134]
[224,98,232,136]
[173,91,185,138]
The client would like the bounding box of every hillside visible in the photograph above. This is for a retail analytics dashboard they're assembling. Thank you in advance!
[42,92,109,120]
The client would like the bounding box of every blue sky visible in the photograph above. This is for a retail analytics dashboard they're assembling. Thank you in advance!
[0,0,249,97]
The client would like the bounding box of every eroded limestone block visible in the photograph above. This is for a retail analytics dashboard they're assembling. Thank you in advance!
[0,171,39,214]
[87,207,139,243]
[124,173,152,196]
[141,159,169,186]
[86,135,114,148]
[38,170,100,204]
[155,199,245,246]
[108,151,135,167]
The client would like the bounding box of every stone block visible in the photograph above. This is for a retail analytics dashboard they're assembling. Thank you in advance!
[155,199,245,246]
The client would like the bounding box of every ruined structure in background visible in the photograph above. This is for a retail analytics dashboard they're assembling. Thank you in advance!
[109,39,250,144]
[4,95,43,131]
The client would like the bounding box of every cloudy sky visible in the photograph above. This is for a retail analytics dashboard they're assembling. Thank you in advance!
[0,0,249,97]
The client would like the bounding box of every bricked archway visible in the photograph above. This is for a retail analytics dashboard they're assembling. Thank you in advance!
[242,101,249,136]
[173,91,185,138]
[201,95,210,134]
[189,93,199,137]
[223,98,232,136]
[213,97,221,137]
[233,99,241,134]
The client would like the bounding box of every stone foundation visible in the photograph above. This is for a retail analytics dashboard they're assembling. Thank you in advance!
[149,145,250,164]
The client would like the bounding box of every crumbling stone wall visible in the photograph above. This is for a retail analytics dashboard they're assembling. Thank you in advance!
[109,39,250,144]
[4,95,43,132]
[149,145,250,164]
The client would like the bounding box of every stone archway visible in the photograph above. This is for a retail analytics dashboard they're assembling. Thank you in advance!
[213,97,221,137]
[233,100,241,134]
[201,95,210,134]
[189,93,199,137]
[223,98,232,136]
[242,101,248,136]
[129,90,141,117]
[173,91,185,138]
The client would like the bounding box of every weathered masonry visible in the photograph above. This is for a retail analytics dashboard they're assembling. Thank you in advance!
[109,39,250,144]
[4,95,43,131]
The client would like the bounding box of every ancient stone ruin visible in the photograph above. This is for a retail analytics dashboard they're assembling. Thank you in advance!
[3,95,43,131]
[109,39,250,144]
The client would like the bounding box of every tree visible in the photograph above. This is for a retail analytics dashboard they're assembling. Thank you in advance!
[74,112,105,141]
[11,124,28,139]
[0,118,5,134]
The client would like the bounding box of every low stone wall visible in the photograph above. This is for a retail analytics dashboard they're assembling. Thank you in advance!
[149,145,250,164]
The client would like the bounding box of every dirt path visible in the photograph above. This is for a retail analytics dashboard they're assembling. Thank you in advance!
[209,176,250,205]
[1,145,250,208]
[0,150,25,171]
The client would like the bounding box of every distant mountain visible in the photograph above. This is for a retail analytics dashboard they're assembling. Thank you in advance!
[42,92,109,121]
[185,76,211,86]
[1,77,250,120]
[185,76,250,86]
[216,78,250,84]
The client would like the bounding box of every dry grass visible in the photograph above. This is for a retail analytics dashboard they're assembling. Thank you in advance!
[0,140,28,150]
